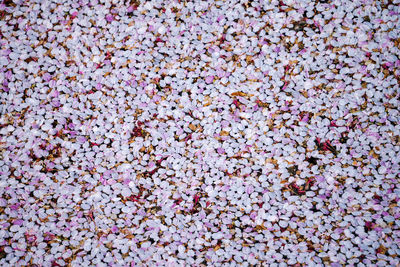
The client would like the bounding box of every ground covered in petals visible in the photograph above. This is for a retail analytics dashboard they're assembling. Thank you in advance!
[0,0,400,266]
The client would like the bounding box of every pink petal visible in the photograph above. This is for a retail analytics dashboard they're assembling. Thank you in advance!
[13,219,24,226]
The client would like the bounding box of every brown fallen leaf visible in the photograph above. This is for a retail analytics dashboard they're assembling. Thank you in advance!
[231,91,248,97]
[188,124,197,131]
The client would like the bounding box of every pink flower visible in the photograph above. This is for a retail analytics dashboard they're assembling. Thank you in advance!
[216,69,225,78]
[106,14,114,22]
[43,73,52,82]
[77,136,86,144]
[127,5,138,12]
[71,11,78,19]
[205,75,214,84]
[10,204,20,211]
[5,70,12,79]
[148,161,155,168]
